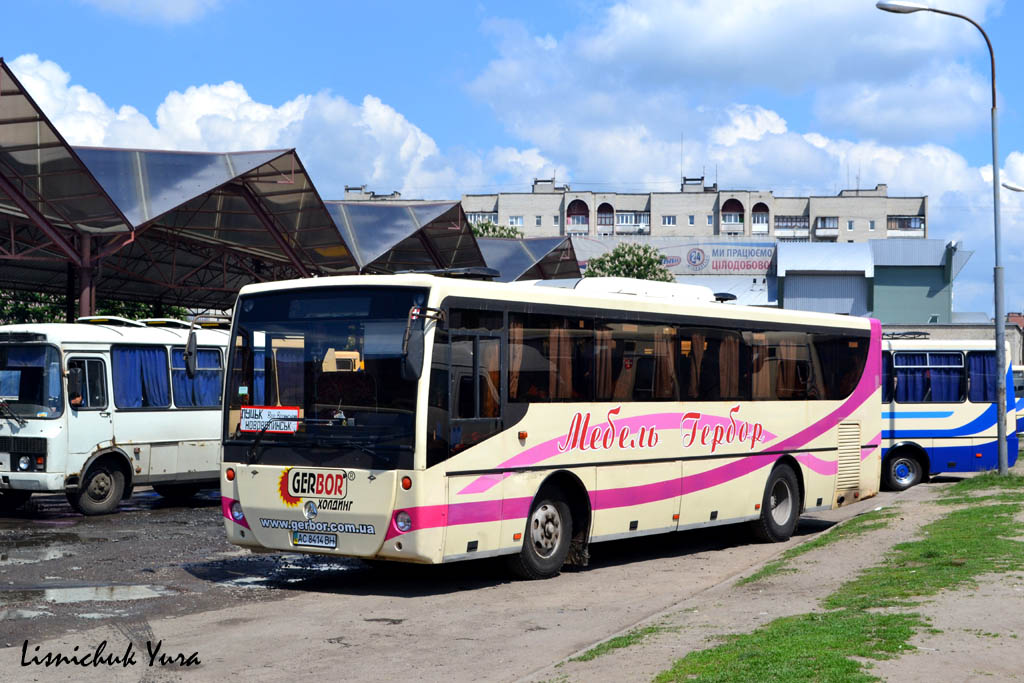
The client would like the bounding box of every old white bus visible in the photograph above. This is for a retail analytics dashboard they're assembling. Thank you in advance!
[0,318,228,514]
[220,274,882,579]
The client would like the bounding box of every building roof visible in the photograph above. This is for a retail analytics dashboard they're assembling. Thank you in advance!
[476,237,580,282]
[324,200,486,273]
[775,242,874,277]
[870,239,971,278]
[673,275,777,307]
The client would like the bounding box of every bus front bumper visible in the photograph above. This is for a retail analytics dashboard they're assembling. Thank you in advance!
[1,471,66,492]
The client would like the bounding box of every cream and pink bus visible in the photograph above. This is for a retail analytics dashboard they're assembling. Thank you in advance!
[220,274,881,579]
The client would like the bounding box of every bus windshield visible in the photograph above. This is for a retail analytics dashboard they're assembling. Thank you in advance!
[224,286,427,470]
[0,344,63,419]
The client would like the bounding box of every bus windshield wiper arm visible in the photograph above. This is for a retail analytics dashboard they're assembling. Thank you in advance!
[0,399,26,427]
[247,421,274,465]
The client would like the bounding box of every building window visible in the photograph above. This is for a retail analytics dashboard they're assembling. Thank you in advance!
[509,215,523,227]
[535,215,542,227]
[847,220,854,231]
[888,216,924,231]
[662,215,676,226]
[706,215,713,226]
[553,215,560,226]
[869,220,875,231]
[721,213,743,225]
[567,215,588,225]
[816,216,839,229]
[467,212,497,224]
[752,213,768,224]
[688,215,695,226]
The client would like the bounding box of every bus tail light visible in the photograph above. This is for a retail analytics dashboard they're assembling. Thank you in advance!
[395,511,412,533]
[226,467,235,481]
[401,476,412,490]
[230,501,245,522]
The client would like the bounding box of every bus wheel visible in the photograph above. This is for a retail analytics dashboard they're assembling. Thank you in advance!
[69,461,125,515]
[0,490,31,513]
[152,484,201,501]
[883,454,922,491]
[507,490,572,580]
[750,464,800,543]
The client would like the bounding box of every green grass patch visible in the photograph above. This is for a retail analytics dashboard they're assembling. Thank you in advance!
[825,503,1024,610]
[569,625,676,662]
[738,507,897,586]
[654,610,923,682]
[656,475,1024,682]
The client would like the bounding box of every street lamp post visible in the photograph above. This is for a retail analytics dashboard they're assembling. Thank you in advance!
[877,1,1008,475]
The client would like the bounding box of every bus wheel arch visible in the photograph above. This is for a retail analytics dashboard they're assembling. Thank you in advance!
[882,444,929,491]
[67,450,131,515]
[540,470,592,567]
[773,454,806,513]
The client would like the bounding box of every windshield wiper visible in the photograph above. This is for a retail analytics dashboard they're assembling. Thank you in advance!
[246,421,274,465]
[0,399,26,427]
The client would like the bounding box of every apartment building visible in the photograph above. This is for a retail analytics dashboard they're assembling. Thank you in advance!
[459,177,927,243]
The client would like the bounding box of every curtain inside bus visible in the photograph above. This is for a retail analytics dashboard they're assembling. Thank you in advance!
[968,351,997,402]
[894,353,927,402]
[929,353,964,402]
[113,346,170,408]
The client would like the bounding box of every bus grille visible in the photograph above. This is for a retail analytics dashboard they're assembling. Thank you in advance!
[836,423,861,490]
[0,436,47,455]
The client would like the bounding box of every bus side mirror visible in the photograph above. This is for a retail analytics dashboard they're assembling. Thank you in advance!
[184,330,198,379]
[67,366,83,399]
[402,330,424,381]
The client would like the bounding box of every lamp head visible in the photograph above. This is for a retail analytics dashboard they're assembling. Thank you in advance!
[1002,182,1024,193]
[876,1,928,13]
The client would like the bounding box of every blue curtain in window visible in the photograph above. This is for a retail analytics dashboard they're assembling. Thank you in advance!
[277,348,303,405]
[895,353,927,402]
[48,362,62,406]
[171,349,193,407]
[113,348,144,408]
[969,352,997,403]
[139,347,169,407]
[0,371,18,397]
[881,352,893,403]
[194,350,221,407]
[254,349,266,404]
[929,353,963,402]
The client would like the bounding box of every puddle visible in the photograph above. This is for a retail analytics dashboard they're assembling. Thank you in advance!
[0,608,50,619]
[0,584,176,605]
[0,531,106,566]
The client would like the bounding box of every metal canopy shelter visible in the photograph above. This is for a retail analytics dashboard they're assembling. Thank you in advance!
[476,236,581,282]
[0,58,357,315]
[326,200,486,274]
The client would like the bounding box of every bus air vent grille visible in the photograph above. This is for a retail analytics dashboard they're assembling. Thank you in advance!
[836,423,861,490]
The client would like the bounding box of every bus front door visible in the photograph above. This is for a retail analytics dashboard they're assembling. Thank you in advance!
[65,356,114,469]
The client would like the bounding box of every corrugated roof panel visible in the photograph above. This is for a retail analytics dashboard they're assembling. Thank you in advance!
[783,274,869,316]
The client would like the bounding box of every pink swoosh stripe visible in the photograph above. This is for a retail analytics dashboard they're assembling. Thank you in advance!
[861,431,882,461]
[459,411,777,495]
[221,496,251,529]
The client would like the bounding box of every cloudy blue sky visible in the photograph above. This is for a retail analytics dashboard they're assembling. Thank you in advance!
[2,0,1023,315]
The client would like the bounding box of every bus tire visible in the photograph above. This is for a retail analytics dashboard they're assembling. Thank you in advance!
[882,453,923,491]
[750,464,800,543]
[68,461,125,515]
[507,491,572,580]
[0,490,31,512]
[152,484,201,501]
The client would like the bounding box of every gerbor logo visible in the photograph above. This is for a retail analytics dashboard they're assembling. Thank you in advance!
[686,248,708,271]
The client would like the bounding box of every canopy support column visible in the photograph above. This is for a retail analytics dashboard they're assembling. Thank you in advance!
[78,235,95,318]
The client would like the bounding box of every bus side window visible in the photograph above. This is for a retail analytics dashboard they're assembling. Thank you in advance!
[111,345,170,409]
[881,351,894,403]
[426,331,450,468]
[967,351,997,403]
[67,358,107,410]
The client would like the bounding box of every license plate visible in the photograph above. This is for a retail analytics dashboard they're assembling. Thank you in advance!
[0,452,9,472]
[292,531,337,549]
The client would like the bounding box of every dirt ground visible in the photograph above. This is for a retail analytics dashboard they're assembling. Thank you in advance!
[2,469,1022,682]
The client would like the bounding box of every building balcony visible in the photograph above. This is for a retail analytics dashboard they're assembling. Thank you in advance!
[775,228,809,238]
[887,227,925,238]
[814,227,839,237]
[751,224,769,234]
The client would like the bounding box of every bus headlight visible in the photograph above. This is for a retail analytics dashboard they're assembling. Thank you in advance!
[18,456,31,471]
[230,501,245,522]
[395,511,412,533]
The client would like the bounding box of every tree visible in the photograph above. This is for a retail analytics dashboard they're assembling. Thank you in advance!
[583,242,674,282]
[471,220,524,239]
[0,289,188,324]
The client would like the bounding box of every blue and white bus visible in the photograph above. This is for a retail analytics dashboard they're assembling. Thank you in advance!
[881,338,1018,490]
